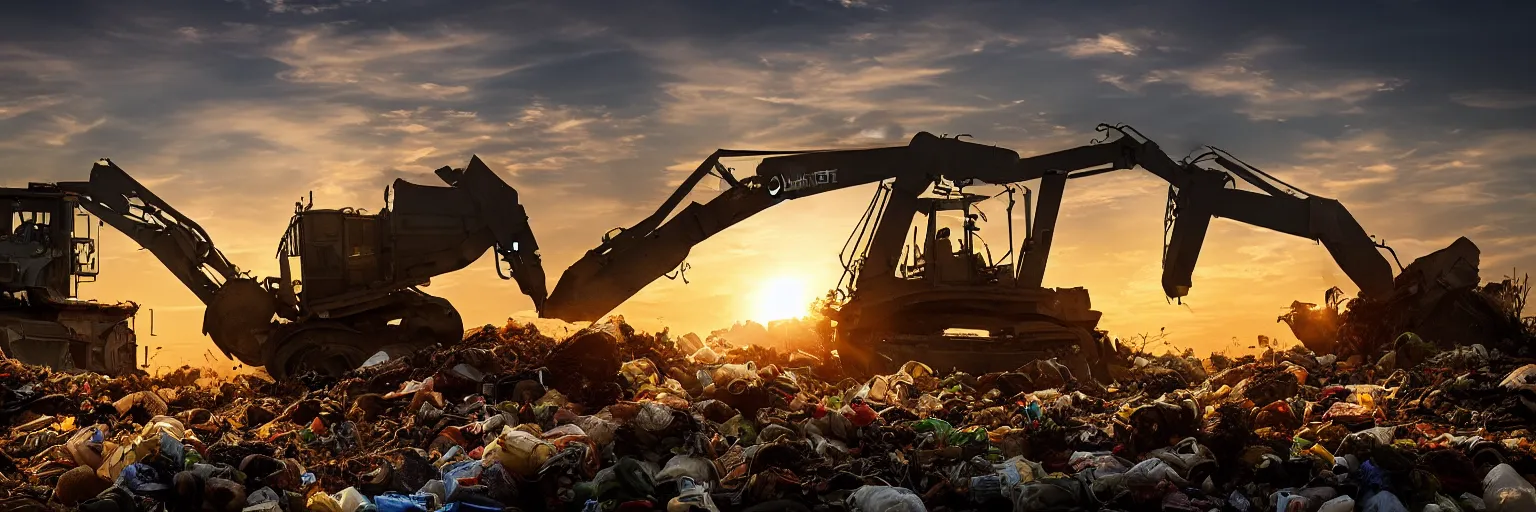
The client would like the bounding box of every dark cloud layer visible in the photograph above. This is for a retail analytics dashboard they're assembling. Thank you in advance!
[1,0,1531,363]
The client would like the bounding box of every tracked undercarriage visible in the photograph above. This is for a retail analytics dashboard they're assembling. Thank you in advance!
[831,286,1114,383]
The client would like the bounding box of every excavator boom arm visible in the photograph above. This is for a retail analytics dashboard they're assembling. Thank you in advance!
[1160,172,1394,300]
[983,124,1392,300]
[542,124,1398,323]
[543,134,1022,322]
[58,159,244,305]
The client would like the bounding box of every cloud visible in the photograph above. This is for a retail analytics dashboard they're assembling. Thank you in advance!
[641,25,1032,148]
[42,115,106,146]
[0,94,65,119]
[0,47,85,124]
[1271,128,1536,270]
[1451,89,1536,110]
[1102,43,1405,120]
[1055,33,1142,58]
[830,0,886,9]
[248,0,375,15]
[269,24,504,99]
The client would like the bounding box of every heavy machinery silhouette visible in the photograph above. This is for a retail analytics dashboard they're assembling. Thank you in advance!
[542,123,1399,381]
[43,156,546,379]
[0,182,139,375]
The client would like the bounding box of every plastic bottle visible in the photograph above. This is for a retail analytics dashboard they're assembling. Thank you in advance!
[335,487,370,512]
[968,458,1025,503]
[1274,491,1311,512]
[1483,464,1536,512]
[307,491,344,512]
[484,429,555,477]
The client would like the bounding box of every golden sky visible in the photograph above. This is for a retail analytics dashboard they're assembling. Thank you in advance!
[2,1,1533,369]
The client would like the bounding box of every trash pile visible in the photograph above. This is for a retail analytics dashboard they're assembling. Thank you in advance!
[2,315,1535,512]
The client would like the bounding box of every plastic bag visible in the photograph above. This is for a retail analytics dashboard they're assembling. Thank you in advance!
[847,485,924,512]
[573,415,618,446]
[689,346,721,365]
[535,389,569,409]
[483,429,554,477]
[373,493,431,512]
[654,455,714,484]
[1483,464,1536,512]
[440,459,484,502]
[916,394,944,417]
[712,362,760,395]
[1364,491,1408,512]
[669,476,719,512]
[1319,496,1355,512]
[65,425,109,470]
[633,401,676,432]
[113,391,168,417]
[1124,458,1188,489]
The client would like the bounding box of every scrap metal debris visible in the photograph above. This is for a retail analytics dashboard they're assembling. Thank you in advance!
[0,310,1533,512]
[1282,238,1534,362]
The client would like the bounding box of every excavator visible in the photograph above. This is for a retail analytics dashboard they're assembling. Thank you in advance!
[541,123,1399,381]
[19,156,550,379]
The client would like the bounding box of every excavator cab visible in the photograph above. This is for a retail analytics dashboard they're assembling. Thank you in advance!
[907,191,1003,286]
[275,208,393,309]
[834,179,1110,382]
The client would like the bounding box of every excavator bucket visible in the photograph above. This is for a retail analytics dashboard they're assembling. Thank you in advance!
[202,277,276,365]
[448,156,547,311]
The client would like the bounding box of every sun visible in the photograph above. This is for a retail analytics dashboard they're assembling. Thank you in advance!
[751,275,813,324]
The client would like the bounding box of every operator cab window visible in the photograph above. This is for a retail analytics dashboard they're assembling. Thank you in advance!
[10,211,52,243]
[346,218,376,258]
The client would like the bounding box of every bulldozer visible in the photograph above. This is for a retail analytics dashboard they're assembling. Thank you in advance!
[0,182,139,376]
[539,123,1406,382]
[15,155,549,379]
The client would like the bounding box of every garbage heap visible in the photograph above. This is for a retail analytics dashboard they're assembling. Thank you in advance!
[2,317,1535,512]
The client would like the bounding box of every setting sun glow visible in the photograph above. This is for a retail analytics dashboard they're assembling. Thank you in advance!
[750,275,813,324]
